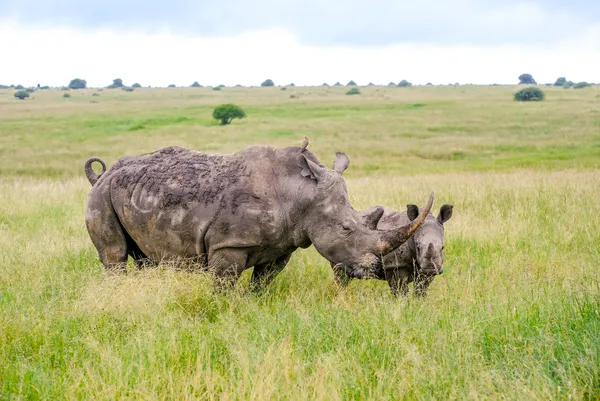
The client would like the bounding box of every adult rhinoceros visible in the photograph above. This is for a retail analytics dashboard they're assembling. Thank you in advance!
[84,143,433,289]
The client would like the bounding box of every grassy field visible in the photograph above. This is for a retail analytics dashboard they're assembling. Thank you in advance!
[1,85,599,399]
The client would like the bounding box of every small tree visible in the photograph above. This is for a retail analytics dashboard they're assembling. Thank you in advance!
[288,83,295,87]
[261,79,275,87]
[68,78,87,89]
[107,78,124,88]
[346,88,361,95]
[213,104,246,125]
[212,86,221,91]
[190,81,202,88]
[397,80,412,87]
[554,77,567,86]
[334,82,342,86]
[132,83,142,88]
[367,82,375,86]
[347,80,357,86]
[63,93,71,98]
[387,82,396,86]
[14,91,29,100]
[322,83,329,86]
[25,88,35,93]
[15,85,24,89]
[514,87,544,101]
[563,81,574,89]
[168,84,176,88]
[573,82,591,89]
[518,74,536,85]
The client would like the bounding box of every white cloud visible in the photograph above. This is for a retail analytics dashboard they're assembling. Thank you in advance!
[1,20,598,87]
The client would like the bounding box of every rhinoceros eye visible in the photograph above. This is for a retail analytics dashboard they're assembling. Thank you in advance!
[341,223,353,234]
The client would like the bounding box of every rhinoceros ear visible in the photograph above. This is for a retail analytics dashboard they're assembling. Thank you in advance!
[362,206,384,230]
[438,204,453,224]
[332,152,350,175]
[298,154,327,181]
[407,204,419,221]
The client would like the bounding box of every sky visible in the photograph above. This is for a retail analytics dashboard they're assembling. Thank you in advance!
[1,0,599,87]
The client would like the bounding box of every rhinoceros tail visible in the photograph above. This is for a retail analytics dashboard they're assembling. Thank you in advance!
[84,157,107,186]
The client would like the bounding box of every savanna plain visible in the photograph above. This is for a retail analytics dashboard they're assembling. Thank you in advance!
[1,85,599,400]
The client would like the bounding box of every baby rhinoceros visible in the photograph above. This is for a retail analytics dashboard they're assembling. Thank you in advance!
[334,203,453,296]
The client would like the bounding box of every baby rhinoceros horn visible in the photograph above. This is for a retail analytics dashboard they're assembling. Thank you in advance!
[425,243,435,258]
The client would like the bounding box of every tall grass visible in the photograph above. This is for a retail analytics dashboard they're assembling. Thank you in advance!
[0,86,599,399]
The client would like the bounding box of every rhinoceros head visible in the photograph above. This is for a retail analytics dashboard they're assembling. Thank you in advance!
[298,152,434,279]
[406,204,453,276]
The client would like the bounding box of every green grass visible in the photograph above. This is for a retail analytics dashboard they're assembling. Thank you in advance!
[1,86,599,399]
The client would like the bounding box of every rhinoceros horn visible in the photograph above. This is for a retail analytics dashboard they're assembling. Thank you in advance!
[425,243,435,258]
[375,192,434,255]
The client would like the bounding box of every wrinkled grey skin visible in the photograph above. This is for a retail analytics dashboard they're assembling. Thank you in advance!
[334,204,453,296]
[84,144,434,290]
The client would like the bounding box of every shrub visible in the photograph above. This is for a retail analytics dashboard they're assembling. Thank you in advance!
[288,83,295,87]
[68,78,87,89]
[518,74,536,85]
[290,94,298,99]
[63,93,71,98]
[281,87,287,91]
[132,83,142,88]
[235,84,242,87]
[367,82,375,86]
[15,85,24,89]
[261,79,274,87]
[217,84,225,88]
[322,83,329,86]
[190,81,202,88]
[397,80,412,87]
[212,104,246,125]
[347,80,357,86]
[212,86,221,91]
[387,82,396,86]
[168,84,176,88]
[40,86,49,90]
[14,91,29,100]
[563,81,574,89]
[0,85,9,89]
[25,88,35,93]
[346,88,361,95]
[92,93,100,97]
[426,82,433,86]
[122,87,134,92]
[554,77,567,86]
[334,82,342,86]
[514,87,544,101]
[573,82,591,89]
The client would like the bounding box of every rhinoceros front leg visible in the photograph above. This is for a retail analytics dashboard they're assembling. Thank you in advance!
[250,253,292,292]
[385,268,411,297]
[414,274,434,297]
[207,248,249,290]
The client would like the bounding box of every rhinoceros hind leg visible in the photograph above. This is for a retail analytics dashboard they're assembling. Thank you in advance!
[85,197,129,272]
[250,253,292,292]
[124,232,154,269]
